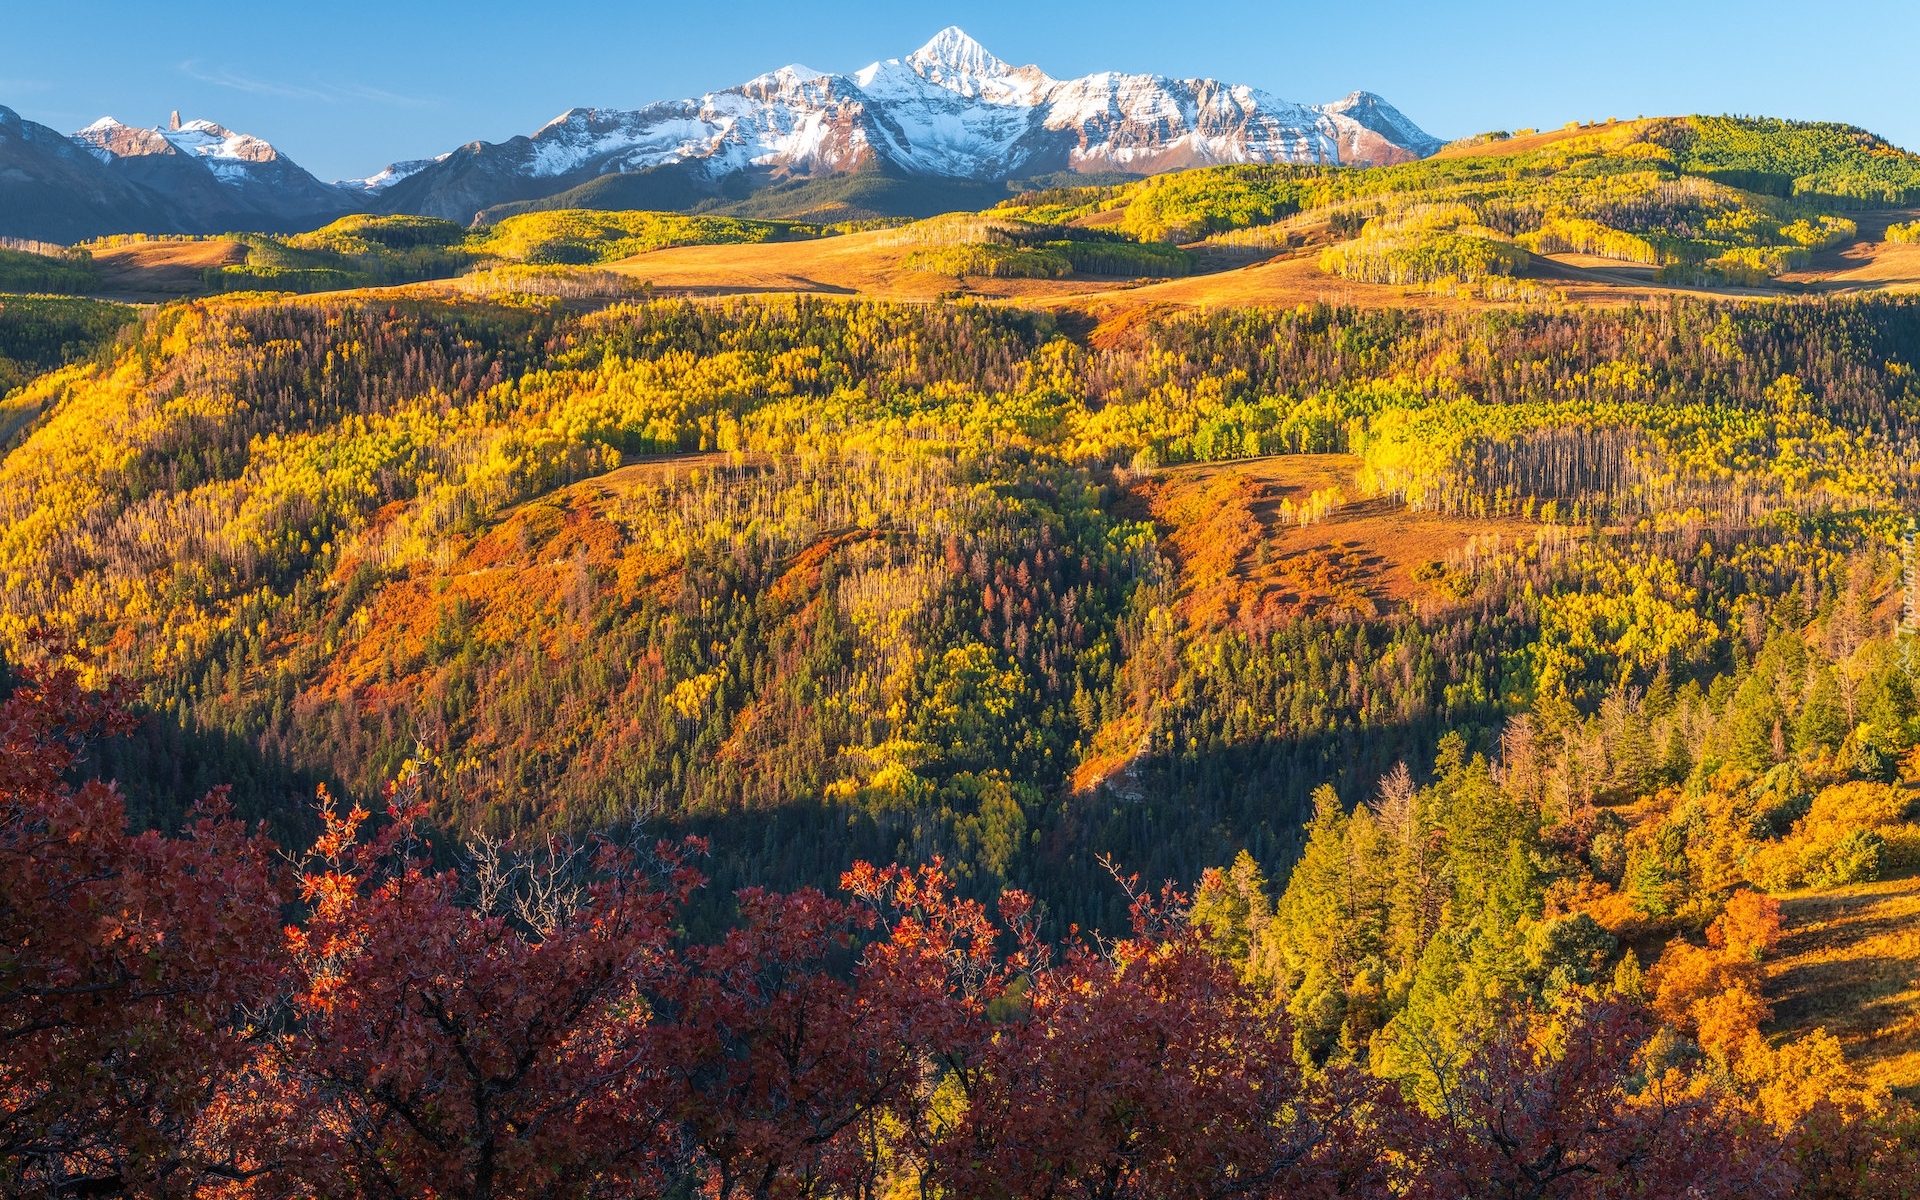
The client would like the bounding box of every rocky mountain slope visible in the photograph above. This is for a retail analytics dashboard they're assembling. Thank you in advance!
[370,28,1441,223]
[0,105,177,242]
[0,29,1440,239]
[72,115,355,232]
[1,105,352,240]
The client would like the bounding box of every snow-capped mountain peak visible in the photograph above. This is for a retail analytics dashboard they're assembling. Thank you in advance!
[163,119,278,166]
[10,36,1442,241]
[74,115,279,172]
[907,27,1022,90]
[746,63,828,89]
[339,154,452,195]
[73,116,173,162]
[350,29,1443,225]
[67,113,352,230]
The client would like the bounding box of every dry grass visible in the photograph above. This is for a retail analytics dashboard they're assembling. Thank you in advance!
[1765,865,1920,1097]
[567,143,1920,315]
[1783,208,1920,295]
[597,230,1517,313]
[597,221,1885,320]
[90,239,247,300]
[600,229,1122,302]
[1129,455,1538,632]
[1430,120,1657,161]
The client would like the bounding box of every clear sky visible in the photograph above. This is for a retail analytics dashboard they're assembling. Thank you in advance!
[4,0,1917,183]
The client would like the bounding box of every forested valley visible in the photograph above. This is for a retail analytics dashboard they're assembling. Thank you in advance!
[9,265,1920,1193]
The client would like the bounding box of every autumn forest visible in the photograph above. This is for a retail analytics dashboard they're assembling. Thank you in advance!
[9,113,1920,1200]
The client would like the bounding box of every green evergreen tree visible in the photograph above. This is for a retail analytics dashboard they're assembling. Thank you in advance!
[1796,666,1850,754]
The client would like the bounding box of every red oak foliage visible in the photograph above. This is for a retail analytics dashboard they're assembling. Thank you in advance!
[917,879,1394,1200]
[268,779,703,1200]
[0,665,287,1197]
[1789,1097,1920,1200]
[665,887,915,1200]
[0,668,1881,1200]
[1416,997,1791,1200]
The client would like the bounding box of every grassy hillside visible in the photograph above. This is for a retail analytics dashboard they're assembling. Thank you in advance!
[987,114,1920,297]
[489,114,1920,309]
[1767,865,1920,1092]
[185,206,1198,301]
[469,209,821,263]
[23,114,1919,308]
[180,211,830,294]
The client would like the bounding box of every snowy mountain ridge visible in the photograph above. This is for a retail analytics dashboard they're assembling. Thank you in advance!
[63,111,352,233]
[358,27,1443,222]
[0,29,1441,239]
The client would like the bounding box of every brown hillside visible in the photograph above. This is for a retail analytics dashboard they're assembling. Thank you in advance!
[91,238,247,301]
[1130,454,1537,632]
[1072,454,1536,797]
[592,218,1920,318]
[602,229,1122,302]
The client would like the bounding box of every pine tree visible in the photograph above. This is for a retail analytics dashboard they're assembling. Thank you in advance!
[1796,667,1849,754]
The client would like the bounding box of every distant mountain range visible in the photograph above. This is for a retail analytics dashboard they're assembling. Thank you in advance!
[0,28,1442,241]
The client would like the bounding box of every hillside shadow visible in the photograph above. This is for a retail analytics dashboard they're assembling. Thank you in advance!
[81,711,324,846]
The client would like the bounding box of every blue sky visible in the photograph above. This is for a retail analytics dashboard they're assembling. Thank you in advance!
[4,0,1917,182]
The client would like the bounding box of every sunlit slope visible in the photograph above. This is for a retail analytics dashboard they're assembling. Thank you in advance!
[1768,863,1920,1093]
[90,238,249,299]
[7,291,1920,944]
[600,227,1132,301]
[18,113,1920,311]
[562,115,1920,310]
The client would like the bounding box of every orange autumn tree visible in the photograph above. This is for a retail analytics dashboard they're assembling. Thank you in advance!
[1413,997,1792,1200]
[1648,888,1782,1065]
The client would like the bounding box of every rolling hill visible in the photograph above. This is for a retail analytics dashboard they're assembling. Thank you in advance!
[18,111,1913,314]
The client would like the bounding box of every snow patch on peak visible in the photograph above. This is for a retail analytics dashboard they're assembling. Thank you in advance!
[534,107,601,135]
[908,27,1009,81]
[1315,91,1443,156]
[73,116,132,160]
[160,120,279,172]
[75,114,280,167]
[891,27,1051,107]
[340,153,451,194]
[71,115,173,163]
[739,63,833,98]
